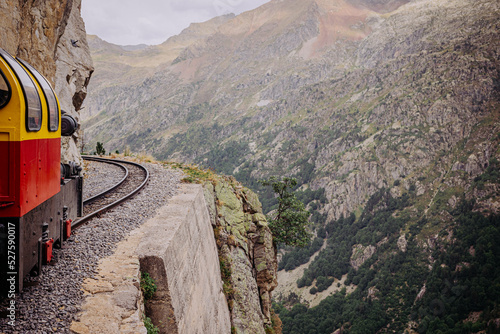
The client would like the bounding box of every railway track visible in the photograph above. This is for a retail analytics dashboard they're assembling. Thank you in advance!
[72,156,150,229]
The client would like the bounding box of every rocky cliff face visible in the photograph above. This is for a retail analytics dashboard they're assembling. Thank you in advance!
[0,0,93,163]
[203,176,278,333]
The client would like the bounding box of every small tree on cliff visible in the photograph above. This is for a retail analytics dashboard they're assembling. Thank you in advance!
[95,142,105,156]
[259,177,311,247]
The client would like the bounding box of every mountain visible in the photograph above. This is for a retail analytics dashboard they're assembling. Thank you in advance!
[82,0,500,332]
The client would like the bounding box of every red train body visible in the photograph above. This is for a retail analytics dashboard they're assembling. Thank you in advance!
[0,138,61,217]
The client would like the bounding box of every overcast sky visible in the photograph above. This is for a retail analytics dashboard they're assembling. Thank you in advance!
[81,0,271,46]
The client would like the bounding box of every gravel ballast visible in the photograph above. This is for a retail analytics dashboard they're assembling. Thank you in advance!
[82,159,126,201]
[0,160,183,333]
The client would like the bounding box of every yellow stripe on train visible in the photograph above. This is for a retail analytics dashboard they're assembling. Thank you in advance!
[0,49,61,142]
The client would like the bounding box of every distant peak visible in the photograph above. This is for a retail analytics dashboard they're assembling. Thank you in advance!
[161,14,235,45]
[345,0,411,13]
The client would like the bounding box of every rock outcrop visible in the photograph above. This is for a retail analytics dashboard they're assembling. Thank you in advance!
[55,0,94,165]
[0,0,93,164]
[350,244,376,271]
[203,177,278,333]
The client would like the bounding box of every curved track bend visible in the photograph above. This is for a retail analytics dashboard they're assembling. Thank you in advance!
[72,156,149,229]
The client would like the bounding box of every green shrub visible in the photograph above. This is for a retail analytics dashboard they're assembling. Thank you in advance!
[143,316,159,334]
[141,272,157,301]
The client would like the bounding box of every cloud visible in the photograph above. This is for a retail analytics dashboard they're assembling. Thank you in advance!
[81,0,270,46]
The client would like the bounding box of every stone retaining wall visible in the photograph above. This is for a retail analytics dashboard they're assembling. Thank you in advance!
[71,184,231,334]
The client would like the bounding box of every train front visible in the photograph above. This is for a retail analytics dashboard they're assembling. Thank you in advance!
[0,48,82,294]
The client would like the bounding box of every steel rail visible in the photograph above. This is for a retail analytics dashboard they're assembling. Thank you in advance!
[72,156,150,229]
[82,156,129,204]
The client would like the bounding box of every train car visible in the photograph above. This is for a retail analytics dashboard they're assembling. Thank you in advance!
[0,48,83,295]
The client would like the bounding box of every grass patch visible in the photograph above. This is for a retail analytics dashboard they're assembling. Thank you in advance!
[164,162,217,184]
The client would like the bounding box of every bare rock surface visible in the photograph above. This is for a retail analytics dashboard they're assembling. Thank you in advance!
[203,177,278,333]
[350,244,376,271]
[397,234,408,252]
[55,0,93,165]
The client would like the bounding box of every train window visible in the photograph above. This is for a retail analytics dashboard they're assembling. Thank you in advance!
[0,49,42,131]
[17,58,59,131]
[0,70,11,109]
[25,85,42,131]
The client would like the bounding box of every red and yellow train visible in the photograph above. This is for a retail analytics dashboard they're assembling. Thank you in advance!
[0,48,83,295]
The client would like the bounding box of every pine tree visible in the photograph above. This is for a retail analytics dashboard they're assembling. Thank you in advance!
[259,177,311,247]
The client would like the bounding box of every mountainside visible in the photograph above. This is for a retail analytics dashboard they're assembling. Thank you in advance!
[82,0,500,332]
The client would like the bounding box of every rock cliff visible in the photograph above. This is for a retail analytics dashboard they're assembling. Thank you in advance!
[203,176,278,333]
[0,0,93,163]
